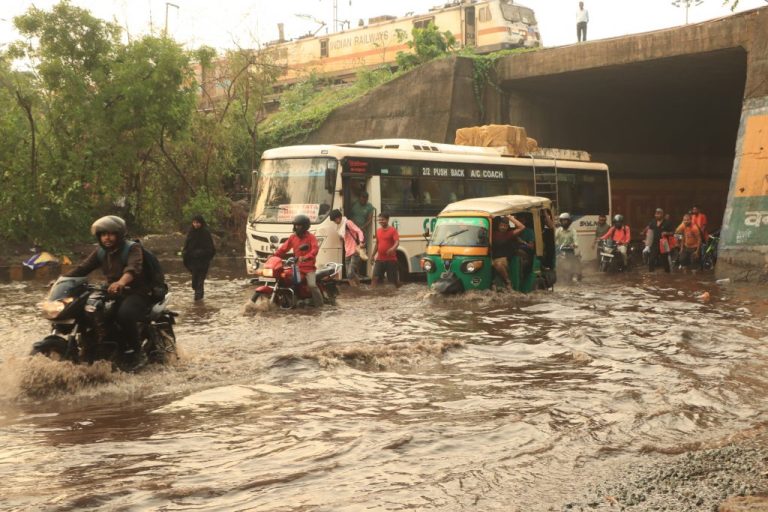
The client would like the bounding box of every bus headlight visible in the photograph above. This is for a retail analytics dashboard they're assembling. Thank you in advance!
[421,258,435,272]
[461,260,484,273]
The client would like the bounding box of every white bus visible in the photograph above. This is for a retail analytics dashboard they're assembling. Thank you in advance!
[246,139,611,276]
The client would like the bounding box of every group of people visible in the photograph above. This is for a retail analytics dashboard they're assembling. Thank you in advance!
[273,191,403,308]
[592,205,711,272]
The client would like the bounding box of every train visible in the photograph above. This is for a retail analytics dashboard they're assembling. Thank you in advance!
[263,0,541,85]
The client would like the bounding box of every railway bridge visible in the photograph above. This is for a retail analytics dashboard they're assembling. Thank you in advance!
[307,7,768,280]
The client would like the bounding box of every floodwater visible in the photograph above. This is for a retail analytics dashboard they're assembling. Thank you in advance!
[1,265,767,511]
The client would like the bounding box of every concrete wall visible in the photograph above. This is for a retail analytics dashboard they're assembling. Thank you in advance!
[306,56,481,144]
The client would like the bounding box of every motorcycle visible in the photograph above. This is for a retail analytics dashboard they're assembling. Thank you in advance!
[31,276,177,370]
[598,239,628,272]
[251,255,342,309]
[556,243,581,282]
[701,230,720,271]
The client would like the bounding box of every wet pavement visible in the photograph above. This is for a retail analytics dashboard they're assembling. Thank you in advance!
[1,265,767,511]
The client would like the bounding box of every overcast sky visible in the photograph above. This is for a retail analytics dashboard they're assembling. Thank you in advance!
[1,0,767,51]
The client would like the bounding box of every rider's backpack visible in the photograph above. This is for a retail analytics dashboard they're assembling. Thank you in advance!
[97,240,168,300]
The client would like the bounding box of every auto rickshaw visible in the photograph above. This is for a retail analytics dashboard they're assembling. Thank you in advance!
[421,195,557,294]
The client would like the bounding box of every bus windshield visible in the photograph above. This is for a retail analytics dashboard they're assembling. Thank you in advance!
[431,218,489,247]
[250,158,335,223]
[501,3,537,24]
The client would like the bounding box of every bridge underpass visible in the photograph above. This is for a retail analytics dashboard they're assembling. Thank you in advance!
[500,48,747,233]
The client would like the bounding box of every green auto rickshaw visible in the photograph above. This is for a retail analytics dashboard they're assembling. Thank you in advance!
[421,195,557,294]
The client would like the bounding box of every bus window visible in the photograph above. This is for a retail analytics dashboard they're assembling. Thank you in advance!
[507,168,535,195]
[557,170,609,215]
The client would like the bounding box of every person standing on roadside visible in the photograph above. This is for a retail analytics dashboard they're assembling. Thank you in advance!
[646,208,675,273]
[576,1,589,42]
[182,214,216,301]
[371,213,401,288]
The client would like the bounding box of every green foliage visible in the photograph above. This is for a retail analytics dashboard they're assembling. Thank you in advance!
[459,48,538,120]
[395,23,457,71]
[181,190,230,229]
[258,67,396,153]
[0,1,277,247]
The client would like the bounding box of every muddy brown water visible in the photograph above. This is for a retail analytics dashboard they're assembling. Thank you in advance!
[1,265,767,511]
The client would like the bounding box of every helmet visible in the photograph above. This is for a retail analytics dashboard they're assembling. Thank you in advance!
[292,214,311,235]
[90,215,127,237]
[558,212,571,221]
[613,214,624,225]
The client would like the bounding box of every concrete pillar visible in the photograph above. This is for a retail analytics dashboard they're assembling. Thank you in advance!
[718,10,768,281]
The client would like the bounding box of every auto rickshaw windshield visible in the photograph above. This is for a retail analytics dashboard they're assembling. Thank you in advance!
[431,217,489,247]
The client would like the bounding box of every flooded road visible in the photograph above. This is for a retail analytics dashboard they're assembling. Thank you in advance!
[1,267,767,511]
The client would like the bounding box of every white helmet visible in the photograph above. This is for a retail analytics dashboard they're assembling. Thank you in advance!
[558,212,572,221]
[90,215,127,237]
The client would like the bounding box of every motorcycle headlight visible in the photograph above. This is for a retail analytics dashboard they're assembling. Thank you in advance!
[39,297,74,320]
[461,260,484,273]
[262,268,274,277]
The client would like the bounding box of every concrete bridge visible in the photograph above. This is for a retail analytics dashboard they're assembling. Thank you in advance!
[307,7,768,280]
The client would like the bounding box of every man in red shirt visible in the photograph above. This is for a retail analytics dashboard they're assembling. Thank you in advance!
[275,214,323,307]
[372,213,401,288]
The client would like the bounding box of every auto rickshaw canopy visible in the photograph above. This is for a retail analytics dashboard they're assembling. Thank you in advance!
[438,195,552,217]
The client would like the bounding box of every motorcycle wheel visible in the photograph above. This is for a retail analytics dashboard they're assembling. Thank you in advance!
[30,335,68,360]
[323,283,339,306]
[147,324,177,365]
[275,289,296,309]
[702,254,714,271]
[599,259,609,273]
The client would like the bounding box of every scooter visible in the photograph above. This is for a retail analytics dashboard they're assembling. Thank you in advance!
[251,255,341,308]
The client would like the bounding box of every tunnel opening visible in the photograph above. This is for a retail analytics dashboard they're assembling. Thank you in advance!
[503,47,747,236]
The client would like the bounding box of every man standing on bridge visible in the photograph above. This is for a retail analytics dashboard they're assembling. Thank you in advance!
[576,2,589,42]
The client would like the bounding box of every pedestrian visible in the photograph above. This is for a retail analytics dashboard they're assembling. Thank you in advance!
[182,214,216,301]
[645,208,675,273]
[371,213,401,288]
[329,209,365,286]
[576,1,589,42]
[675,213,702,271]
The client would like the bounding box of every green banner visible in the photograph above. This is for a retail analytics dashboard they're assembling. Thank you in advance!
[726,196,768,246]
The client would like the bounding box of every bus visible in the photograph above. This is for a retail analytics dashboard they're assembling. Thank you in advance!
[246,139,611,276]
[263,0,541,86]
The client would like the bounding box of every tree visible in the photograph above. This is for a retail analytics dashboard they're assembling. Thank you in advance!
[395,22,457,71]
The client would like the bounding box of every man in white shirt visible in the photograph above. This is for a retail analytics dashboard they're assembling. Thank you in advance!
[576,2,589,42]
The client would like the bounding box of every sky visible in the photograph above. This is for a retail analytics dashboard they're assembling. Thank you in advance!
[1,0,767,51]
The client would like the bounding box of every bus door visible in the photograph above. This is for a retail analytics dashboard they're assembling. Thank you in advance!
[342,164,378,277]
[464,7,476,48]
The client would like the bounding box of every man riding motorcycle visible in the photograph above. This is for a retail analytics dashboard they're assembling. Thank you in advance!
[599,214,631,267]
[64,215,150,366]
[555,212,578,249]
[274,214,323,308]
